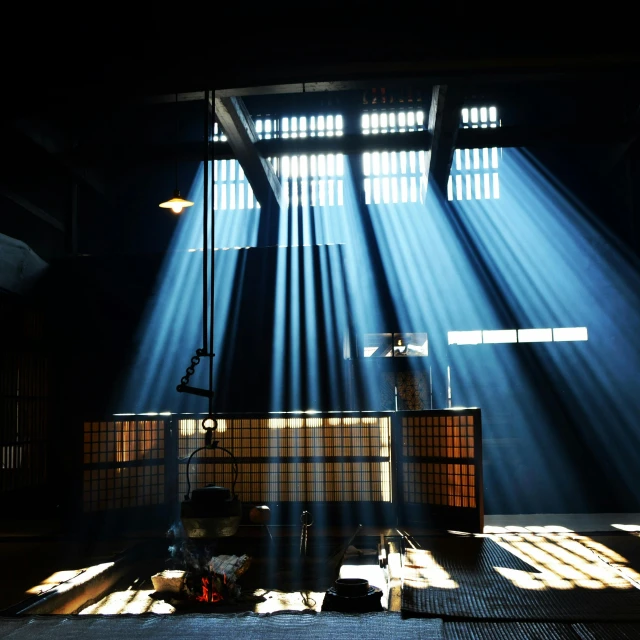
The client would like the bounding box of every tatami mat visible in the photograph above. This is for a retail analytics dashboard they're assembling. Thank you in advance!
[402,534,640,621]
[0,612,445,640]
[572,622,640,639]
[444,621,577,639]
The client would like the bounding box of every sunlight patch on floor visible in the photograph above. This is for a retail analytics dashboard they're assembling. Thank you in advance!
[80,589,175,614]
[79,588,324,614]
[491,533,637,591]
[26,563,115,597]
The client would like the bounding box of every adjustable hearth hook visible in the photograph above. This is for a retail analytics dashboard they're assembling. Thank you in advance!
[202,416,218,448]
[300,510,314,558]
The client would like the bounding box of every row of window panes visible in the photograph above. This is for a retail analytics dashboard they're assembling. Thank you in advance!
[217,109,436,140]
[281,115,343,138]
[214,166,497,206]
[280,154,344,179]
[360,327,588,356]
[462,106,499,128]
[362,110,425,134]
[448,106,500,201]
[283,179,344,207]
[216,107,491,141]
[364,176,422,205]
[215,178,343,211]
[448,327,589,345]
[213,107,494,140]
[363,151,426,176]
[215,159,246,182]
[214,182,260,211]
[448,173,500,201]
[255,115,344,139]
[454,148,500,172]
[215,107,494,141]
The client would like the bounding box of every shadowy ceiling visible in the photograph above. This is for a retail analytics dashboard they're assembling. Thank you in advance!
[1,10,639,260]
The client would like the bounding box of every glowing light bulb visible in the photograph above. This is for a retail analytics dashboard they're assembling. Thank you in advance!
[159,189,194,214]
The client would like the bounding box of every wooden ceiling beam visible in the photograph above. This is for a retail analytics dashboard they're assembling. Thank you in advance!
[456,124,632,148]
[68,123,634,169]
[418,85,464,200]
[0,185,65,232]
[428,86,465,196]
[210,122,632,162]
[213,96,282,210]
[10,118,107,196]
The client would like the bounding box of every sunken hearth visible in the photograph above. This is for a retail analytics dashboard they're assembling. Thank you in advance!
[152,553,252,607]
[74,520,383,615]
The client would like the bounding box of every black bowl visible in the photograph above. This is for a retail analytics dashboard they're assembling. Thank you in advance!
[334,578,369,598]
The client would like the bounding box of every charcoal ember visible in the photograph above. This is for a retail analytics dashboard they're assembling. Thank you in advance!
[179,555,250,603]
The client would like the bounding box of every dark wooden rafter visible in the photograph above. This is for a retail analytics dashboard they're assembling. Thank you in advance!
[210,53,638,97]
[457,124,632,148]
[213,95,282,210]
[419,85,463,200]
[429,86,464,196]
[210,122,633,162]
[11,118,106,196]
[0,184,65,232]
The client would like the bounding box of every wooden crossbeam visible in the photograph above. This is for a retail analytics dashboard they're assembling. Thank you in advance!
[211,123,631,161]
[419,85,458,200]
[213,96,282,210]
[11,118,107,196]
[429,86,464,196]
[0,185,65,231]
[456,124,631,148]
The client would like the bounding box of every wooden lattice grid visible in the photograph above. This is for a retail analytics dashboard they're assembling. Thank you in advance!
[177,415,392,504]
[82,420,166,513]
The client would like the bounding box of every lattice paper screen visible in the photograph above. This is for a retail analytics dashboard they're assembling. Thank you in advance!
[82,420,166,512]
[401,413,478,508]
[178,415,392,503]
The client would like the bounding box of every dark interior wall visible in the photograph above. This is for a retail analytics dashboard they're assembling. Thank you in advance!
[0,127,71,262]
[78,99,207,256]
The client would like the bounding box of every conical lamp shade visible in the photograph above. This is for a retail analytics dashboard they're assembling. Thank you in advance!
[159,189,194,215]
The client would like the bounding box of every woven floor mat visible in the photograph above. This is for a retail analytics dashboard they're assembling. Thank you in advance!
[402,534,640,621]
[572,622,640,639]
[444,621,578,639]
[572,534,640,585]
[0,612,445,640]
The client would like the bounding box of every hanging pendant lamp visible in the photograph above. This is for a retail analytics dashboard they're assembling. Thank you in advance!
[159,92,194,215]
[159,188,194,215]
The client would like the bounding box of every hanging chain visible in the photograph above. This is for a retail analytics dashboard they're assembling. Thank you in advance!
[176,92,218,455]
[176,347,207,390]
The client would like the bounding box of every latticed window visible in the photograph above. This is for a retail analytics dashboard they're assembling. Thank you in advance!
[448,106,501,201]
[361,109,426,205]
[214,105,502,211]
[214,115,346,211]
[213,159,260,211]
[361,110,425,135]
